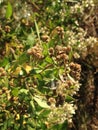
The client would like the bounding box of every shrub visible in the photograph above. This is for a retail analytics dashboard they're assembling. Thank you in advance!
[0,0,97,130]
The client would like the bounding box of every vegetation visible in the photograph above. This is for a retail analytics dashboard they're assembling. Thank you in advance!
[0,0,98,130]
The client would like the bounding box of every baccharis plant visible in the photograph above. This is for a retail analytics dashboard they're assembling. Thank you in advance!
[0,0,97,130]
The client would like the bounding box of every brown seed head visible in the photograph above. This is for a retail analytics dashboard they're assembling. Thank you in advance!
[41,35,50,42]
[5,26,11,33]
[27,45,43,59]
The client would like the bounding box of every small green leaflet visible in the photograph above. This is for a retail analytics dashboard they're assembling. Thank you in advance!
[34,20,41,44]
[12,88,19,97]
[5,2,13,19]
[26,33,35,47]
[65,95,75,102]
[33,96,50,109]
[19,89,29,95]
[30,100,35,109]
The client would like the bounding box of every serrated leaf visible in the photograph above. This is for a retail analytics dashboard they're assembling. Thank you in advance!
[5,2,12,19]
[33,96,50,109]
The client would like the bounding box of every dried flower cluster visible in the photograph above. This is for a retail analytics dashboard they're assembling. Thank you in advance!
[49,45,72,66]
[46,43,81,126]
[69,62,81,80]
[27,45,43,59]
[41,35,50,42]
[47,103,76,125]
[55,45,69,63]
[0,67,6,77]
[65,27,97,59]
[70,0,94,15]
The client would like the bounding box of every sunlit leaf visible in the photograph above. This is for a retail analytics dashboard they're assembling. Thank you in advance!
[16,66,21,74]
[30,100,35,109]
[30,67,42,74]
[42,43,48,56]
[4,77,9,88]
[5,42,10,55]
[5,2,12,19]
[12,88,19,97]
[45,56,53,64]
[38,109,51,117]
[23,64,32,74]
[33,96,50,109]
[19,89,29,95]
[27,125,35,130]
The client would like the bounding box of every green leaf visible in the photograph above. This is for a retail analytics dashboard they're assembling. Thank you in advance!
[49,120,68,130]
[38,109,51,117]
[33,96,50,109]
[0,57,9,67]
[34,20,41,43]
[43,69,54,78]
[27,125,35,130]
[42,43,48,56]
[19,89,29,95]
[34,67,42,74]
[30,100,35,109]
[45,56,53,64]
[26,33,35,47]
[30,67,42,75]
[5,2,12,19]
[2,121,7,130]
[17,52,29,65]
[12,88,19,97]
[65,95,75,102]
[4,77,9,88]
